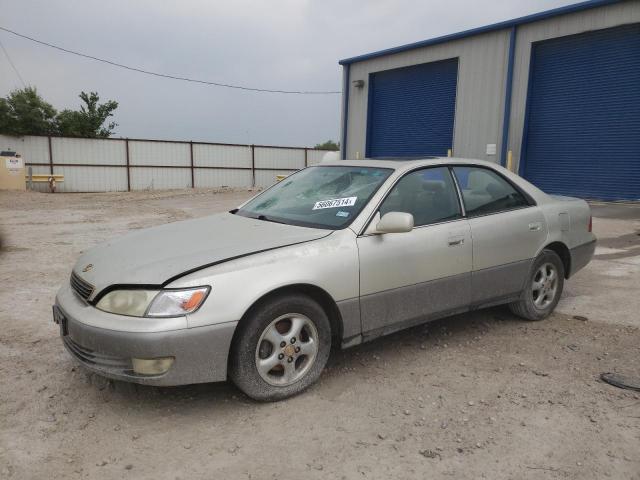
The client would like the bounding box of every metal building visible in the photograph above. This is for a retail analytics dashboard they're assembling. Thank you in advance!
[339,0,640,200]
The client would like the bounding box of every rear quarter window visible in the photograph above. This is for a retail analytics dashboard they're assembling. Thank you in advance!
[452,166,530,217]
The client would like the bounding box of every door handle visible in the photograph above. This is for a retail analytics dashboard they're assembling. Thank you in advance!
[448,235,465,247]
[528,222,542,232]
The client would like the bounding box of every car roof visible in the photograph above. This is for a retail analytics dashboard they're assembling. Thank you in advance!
[320,157,502,172]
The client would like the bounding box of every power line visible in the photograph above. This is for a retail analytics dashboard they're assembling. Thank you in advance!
[0,37,27,87]
[0,26,340,95]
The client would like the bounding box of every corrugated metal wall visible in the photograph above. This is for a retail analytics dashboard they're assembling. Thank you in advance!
[254,147,306,188]
[520,23,640,200]
[366,58,459,158]
[344,28,510,161]
[307,149,330,165]
[129,140,191,190]
[508,1,640,172]
[193,144,253,188]
[343,0,640,172]
[0,134,336,192]
[53,137,128,192]
[13,135,49,163]
[25,165,52,193]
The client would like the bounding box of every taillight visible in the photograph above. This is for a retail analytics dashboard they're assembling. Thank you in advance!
[588,215,592,232]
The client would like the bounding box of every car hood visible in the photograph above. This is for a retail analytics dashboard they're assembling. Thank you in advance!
[73,213,331,298]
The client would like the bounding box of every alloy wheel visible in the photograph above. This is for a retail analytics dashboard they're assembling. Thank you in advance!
[531,262,558,310]
[254,313,319,386]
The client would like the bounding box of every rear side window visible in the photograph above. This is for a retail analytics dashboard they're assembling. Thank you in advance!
[452,166,529,217]
[379,167,462,227]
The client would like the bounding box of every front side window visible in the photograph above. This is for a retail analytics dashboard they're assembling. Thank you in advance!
[452,166,529,217]
[237,166,393,229]
[379,167,462,227]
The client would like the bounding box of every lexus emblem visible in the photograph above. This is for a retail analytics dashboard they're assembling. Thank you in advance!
[82,264,94,272]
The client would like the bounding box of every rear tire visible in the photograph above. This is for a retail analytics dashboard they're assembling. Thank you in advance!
[509,249,564,321]
[228,294,331,401]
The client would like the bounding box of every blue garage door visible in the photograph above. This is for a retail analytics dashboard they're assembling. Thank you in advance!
[366,58,458,158]
[522,24,640,201]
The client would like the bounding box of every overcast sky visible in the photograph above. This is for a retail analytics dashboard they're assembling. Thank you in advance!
[1,0,576,147]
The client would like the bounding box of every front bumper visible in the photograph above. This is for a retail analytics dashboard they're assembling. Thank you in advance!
[54,290,238,386]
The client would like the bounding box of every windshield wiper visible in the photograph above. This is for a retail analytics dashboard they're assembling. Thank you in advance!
[256,214,285,224]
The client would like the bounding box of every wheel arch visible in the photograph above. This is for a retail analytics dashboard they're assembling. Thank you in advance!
[542,241,571,279]
[232,283,344,347]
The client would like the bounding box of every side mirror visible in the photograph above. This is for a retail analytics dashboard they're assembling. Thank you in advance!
[375,212,414,234]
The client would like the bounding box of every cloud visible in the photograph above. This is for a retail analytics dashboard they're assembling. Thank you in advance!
[0,0,574,146]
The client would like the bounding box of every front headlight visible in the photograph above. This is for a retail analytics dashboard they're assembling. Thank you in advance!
[96,287,210,317]
[146,287,209,317]
[96,290,158,317]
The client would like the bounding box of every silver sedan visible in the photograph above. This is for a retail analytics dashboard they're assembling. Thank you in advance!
[54,158,596,400]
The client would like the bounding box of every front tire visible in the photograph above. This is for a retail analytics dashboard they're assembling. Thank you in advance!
[228,294,331,401]
[509,249,564,321]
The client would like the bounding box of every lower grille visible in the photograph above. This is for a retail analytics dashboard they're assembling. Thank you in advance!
[70,271,94,301]
[63,336,131,371]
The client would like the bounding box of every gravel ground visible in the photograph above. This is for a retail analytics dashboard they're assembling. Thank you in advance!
[0,189,639,480]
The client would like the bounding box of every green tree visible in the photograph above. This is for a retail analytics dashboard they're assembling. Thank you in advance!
[0,88,119,138]
[0,98,11,134]
[56,91,118,138]
[314,140,340,151]
[0,87,58,136]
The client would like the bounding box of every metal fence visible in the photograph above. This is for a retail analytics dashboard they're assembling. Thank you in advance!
[0,134,332,192]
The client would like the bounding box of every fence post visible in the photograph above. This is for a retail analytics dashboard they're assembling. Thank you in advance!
[125,138,131,192]
[47,136,53,174]
[251,144,256,188]
[304,148,308,167]
[189,141,195,188]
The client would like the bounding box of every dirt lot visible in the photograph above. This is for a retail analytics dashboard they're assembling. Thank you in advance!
[1,189,639,480]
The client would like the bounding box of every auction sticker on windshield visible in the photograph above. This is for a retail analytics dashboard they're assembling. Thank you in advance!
[312,197,357,210]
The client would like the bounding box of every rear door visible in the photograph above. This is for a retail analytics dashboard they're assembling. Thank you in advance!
[451,166,547,306]
[357,166,472,337]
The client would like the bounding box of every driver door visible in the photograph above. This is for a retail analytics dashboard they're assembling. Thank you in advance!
[356,166,472,337]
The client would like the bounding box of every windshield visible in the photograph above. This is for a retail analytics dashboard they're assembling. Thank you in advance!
[236,166,393,229]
